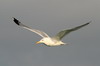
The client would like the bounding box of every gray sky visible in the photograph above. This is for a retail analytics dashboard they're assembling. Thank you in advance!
[0,0,100,66]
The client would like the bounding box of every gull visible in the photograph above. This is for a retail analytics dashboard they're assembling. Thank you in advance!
[13,18,91,46]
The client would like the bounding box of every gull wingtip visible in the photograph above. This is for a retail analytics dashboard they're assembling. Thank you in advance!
[12,17,17,20]
[88,21,92,24]
[85,21,92,25]
[12,17,20,25]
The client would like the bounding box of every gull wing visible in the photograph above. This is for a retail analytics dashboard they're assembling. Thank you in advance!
[54,21,91,40]
[13,18,49,38]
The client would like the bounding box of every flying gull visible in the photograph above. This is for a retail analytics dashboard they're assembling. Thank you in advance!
[13,18,91,46]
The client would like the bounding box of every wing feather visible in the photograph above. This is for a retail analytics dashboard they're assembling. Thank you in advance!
[54,21,91,40]
[13,18,49,38]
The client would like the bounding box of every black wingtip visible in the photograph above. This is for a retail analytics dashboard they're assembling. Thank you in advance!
[84,21,92,26]
[13,17,20,25]
[87,21,92,24]
[83,21,92,27]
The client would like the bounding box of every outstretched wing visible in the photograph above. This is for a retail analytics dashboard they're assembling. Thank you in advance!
[54,21,91,40]
[13,17,49,38]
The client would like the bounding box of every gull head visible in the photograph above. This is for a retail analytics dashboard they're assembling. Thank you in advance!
[36,38,51,44]
[36,38,45,44]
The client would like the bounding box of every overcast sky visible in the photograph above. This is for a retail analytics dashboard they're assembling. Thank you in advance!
[0,0,100,66]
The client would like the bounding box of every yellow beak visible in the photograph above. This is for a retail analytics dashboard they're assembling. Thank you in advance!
[36,41,41,44]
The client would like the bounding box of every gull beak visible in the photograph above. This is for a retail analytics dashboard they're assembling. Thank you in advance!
[36,41,41,44]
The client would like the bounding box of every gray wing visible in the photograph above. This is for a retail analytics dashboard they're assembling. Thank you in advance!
[53,21,91,40]
[13,18,49,38]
